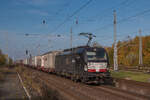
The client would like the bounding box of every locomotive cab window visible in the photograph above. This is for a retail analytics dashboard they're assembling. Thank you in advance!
[86,49,107,61]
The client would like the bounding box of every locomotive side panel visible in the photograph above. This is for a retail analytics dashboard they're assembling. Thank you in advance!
[55,55,64,74]
[55,54,77,77]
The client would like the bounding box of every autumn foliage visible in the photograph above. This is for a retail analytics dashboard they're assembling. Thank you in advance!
[106,35,150,67]
[0,49,7,65]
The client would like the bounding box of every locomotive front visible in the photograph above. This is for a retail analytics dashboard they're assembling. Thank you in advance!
[82,47,112,84]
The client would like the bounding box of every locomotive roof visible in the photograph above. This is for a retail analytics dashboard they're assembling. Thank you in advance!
[63,45,104,51]
[59,45,105,56]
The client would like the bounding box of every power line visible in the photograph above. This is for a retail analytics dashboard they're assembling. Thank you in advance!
[93,8,150,32]
[78,0,131,23]
[72,0,131,28]
[49,1,71,20]
[118,9,150,24]
[72,0,136,36]
[55,2,71,15]
[94,0,130,20]
[50,0,93,33]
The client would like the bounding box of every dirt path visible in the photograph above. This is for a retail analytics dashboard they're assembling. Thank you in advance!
[0,68,27,100]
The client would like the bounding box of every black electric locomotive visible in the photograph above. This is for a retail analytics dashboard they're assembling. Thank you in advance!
[55,46,112,84]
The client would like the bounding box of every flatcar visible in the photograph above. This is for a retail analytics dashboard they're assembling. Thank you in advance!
[55,46,112,84]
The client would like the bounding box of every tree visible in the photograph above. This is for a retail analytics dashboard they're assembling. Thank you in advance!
[106,35,150,67]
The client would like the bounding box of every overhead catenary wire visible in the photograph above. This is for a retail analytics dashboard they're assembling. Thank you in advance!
[55,1,71,15]
[92,0,130,20]
[69,0,132,30]
[50,0,93,33]
[93,8,150,32]
[48,1,71,21]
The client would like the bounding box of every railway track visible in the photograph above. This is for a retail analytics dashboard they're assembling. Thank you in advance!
[20,67,150,100]
[39,74,126,100]
[94,86,150,100]
[116,66,150,73]
[114,78,150,97]
[40,75,92,100]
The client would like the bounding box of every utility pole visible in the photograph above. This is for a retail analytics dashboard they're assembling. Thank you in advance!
[70,27,75,79]
[70,27,73,50]
[139,29,143,65]
[113,10,118,71]
[5,32,9,65]
[37,44,40,56]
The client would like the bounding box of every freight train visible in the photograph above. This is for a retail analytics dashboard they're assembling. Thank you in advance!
[20,46,112,84]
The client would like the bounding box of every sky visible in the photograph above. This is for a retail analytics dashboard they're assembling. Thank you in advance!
[0,0,150,60]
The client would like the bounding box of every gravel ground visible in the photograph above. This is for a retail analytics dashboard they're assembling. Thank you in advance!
[16,66,150,100]
[0,67,27,100]
[21,66,150,100]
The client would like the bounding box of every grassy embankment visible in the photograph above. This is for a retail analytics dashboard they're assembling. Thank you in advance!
[0,66,13,81]
[16,66,62,100]
[111,70,150,82]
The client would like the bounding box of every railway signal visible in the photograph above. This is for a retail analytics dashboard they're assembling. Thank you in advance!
[25,33,29,36]
[26,50,28,55]
[43,20,46,24]
[57,34,61,37]
[76,18,78,25]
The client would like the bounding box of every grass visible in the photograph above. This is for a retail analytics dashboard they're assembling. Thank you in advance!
[0,72,4,81]
[111,70,150,82]
[16,66,61,100]
[0,65,61,100]
[0,66,13,81]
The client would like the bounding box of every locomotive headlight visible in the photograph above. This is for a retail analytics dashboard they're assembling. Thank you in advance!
[104,63,107,67]
[72,59,75,63]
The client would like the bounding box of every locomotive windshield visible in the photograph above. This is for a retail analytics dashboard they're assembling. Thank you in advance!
[86,49,107,61]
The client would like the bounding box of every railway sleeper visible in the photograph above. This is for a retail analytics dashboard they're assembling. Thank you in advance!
[81,76,113,85]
